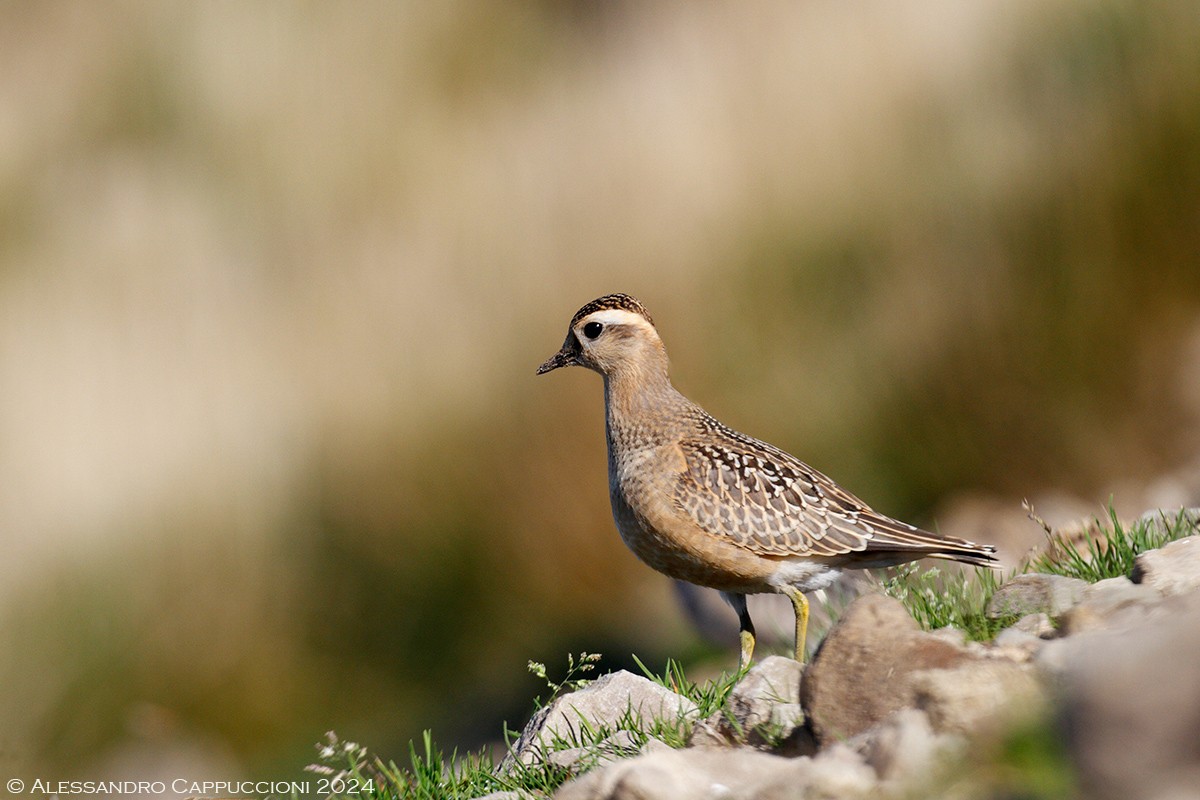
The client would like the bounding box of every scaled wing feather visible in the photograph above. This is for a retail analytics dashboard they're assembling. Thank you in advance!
[672,417,994,563]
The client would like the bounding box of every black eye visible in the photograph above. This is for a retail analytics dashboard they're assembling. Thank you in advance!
[583,321,603,339]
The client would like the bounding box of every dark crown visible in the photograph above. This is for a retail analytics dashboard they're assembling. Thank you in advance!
[569,293,655,329]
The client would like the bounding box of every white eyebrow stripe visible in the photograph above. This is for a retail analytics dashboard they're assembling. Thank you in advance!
[581,309,651,328]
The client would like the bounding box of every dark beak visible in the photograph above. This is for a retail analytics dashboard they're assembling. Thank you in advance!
[536,337,581,374]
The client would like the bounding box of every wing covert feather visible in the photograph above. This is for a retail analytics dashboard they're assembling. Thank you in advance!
[669,416,992,562]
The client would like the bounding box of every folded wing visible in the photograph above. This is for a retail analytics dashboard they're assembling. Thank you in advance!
[672,424,996,566]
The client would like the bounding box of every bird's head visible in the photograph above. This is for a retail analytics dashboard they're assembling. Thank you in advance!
[536,293,666,379]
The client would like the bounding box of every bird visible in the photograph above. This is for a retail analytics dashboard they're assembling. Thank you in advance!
[537,293,998,668]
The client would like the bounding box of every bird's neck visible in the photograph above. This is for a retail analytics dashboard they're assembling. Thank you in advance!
[602,361,683,444]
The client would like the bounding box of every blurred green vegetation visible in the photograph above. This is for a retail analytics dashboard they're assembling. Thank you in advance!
[0,0,1198,785]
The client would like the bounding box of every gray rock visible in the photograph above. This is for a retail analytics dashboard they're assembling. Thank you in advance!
[855,708,965,785]
[990,612,1057,660]
[552,746,800,800]
[555,735,877,799]
[689,704,813,756]
[1085,576,1148,600]
[1054,590,1200,800]
[731,655,803,711]
[469,793,533,800]
[546,731,655,773]
[1136,507,1200,539]
[1010,612,1055,638]
[502,671,698,770]
[1131,535,1200,597]
[986,573,1088,619]
[801,594,977,745]
[909,660,1045,736]
[688,656,814,754]
[1055,577,1161,637]
[1032,637,1072,676]
[991,625,1044,658]
[684,712,727,749]
[756,743,877,799]
[927,626,968,646]
[757,703,812,755]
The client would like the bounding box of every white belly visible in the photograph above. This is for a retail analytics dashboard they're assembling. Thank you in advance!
[765,559,843,594]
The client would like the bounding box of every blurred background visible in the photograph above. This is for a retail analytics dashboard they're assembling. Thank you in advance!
[2,0,1200,786]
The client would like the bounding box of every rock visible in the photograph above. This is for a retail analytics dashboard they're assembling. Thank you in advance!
[1054,590,1200,800]
[1032,639,1069,676]
[755,704,813,756]
[854,708,965,785]
[1010,612,1055,638]
[1084,576,1159,605]
[1131,535,1200,597]
[684,712,726,749]
[469,793,532,800]
[991,626,1044,658]
[689,705,813,757]
[801,594,976,745]
[927,626,968,646]
[552,747,800,800]
[688,656,814,755]
[546,731,655,773]
[502,671,698,770]
[985,574,1088,619]
[730,656,803,716]
[1054,578,1160,637]
[555,734,877,799]
[1136,507,1200,539]
[757,743,877,799]
[909,660,1045,736]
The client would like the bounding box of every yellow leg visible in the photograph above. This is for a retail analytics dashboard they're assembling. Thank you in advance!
[739,625,756,671]
[784,587,810,663]
[724,592,756,670]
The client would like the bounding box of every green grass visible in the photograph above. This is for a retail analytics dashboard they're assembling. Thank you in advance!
[307,654,743,800]
[1028,506,1196,582]
[631,654,746,725]
[881,562,1016,642]
[310,505,1197,799]
[306,728,565,800]
[882,504,1199,641]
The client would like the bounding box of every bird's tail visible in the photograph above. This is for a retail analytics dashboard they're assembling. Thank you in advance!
[925,546,1000,568]
[865,514,1000,568]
